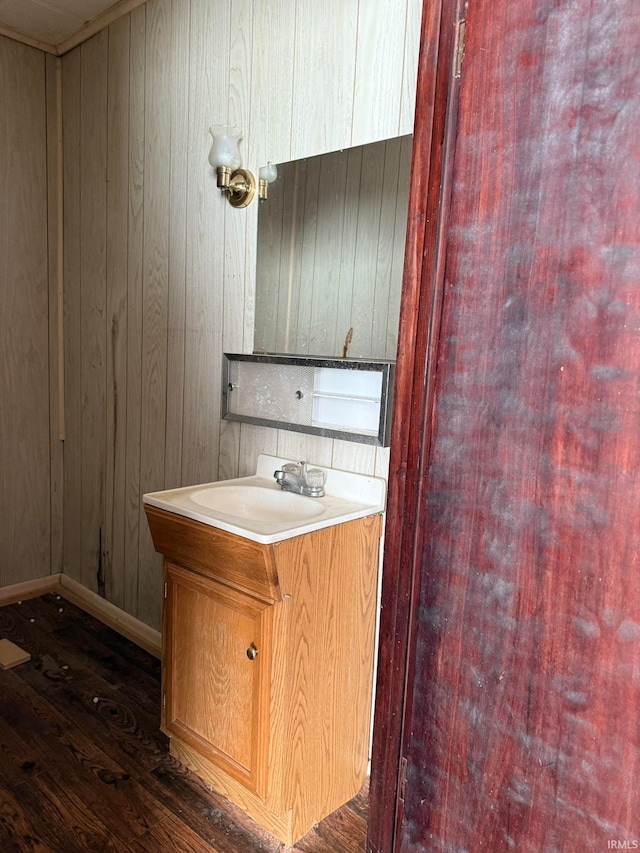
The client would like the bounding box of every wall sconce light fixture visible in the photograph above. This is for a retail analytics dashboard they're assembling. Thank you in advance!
[208,125,256,208]
[258,162,278,201]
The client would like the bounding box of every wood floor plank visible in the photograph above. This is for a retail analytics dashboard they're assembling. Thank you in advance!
[127,814,227,852]
[0,785,53,851]
[294,835,342,853]
[11,771,121,852]
[0,596,368,852]
[0,715,47,787]
[0,607,31,652]
[308,801,368,852]
[0,673,169,844]
[344,778,369,821]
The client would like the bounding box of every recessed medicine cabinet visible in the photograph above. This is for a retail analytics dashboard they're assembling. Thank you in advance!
[222,353,395,446]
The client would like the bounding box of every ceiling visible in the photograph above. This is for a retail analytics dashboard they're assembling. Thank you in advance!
[0,0,142,54]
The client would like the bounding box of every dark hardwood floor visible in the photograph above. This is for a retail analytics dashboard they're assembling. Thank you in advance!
[0,593,368,852]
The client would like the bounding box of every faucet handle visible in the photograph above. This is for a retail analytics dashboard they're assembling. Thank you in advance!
[282,462,301,476]
[305,468,326,491]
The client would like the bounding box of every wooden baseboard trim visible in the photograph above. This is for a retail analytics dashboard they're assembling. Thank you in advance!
[0,574,161,659]
[0,574,62,606]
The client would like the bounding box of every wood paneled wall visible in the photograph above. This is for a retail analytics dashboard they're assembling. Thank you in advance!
[254,136,412,361]
[0,37,62,586]
[61,0,418,630]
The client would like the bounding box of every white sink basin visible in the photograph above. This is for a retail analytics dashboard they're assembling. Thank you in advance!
[190,484,325,522]
[143,454,386,544]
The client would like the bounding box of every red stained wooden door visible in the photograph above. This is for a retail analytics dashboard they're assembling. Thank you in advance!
[370,0,640,850]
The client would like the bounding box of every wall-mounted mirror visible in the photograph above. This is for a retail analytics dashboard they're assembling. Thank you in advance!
[254,135,412,360]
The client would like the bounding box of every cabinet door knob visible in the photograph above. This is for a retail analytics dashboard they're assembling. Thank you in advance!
[246,644,258,661]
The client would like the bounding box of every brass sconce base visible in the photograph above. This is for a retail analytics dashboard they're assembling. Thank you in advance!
[227,168,256,208]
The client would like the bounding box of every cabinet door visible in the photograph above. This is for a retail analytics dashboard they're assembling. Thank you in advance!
[163,561,273,797]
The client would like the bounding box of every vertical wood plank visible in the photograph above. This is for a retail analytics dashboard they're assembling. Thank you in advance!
[218,421,241,481]
[164,0,189,489]
[374,446,391,481]
[124,4,146,616]
[249,0,296,167]
[277,160,308,355]
[308,151,349,357]
[371,139,402,358]
[219,0,255,481]
[79,31,108,594]
[138,0,172,629]
[45,54,64,575]
[254,164,286,353]
[276,431,333,469]
[105,16,131,610]
[400,0,422,135]
[242,185,260,355]
[181,0,229,488]
[224,0,253,353]
[237,424,279,477]
[242,209,259,353]
[351,0,407,146]
[237,0,259,360]
[62,46,82,585]
[0,40,50,585]
[331,441,377,476]
[290,0,358,160]
[292,157,321,355]
[334,146,363,358]
[349,141,386,358]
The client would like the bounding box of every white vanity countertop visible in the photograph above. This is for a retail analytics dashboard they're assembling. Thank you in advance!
[143,454,386,544]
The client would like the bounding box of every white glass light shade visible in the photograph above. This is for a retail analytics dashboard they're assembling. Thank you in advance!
[208,125,242,170]
[259,162,278,183]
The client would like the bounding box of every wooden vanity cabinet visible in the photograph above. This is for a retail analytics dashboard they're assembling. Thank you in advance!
[145,505,382,846]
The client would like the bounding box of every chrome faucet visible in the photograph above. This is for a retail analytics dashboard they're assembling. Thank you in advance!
[274,461,325,497]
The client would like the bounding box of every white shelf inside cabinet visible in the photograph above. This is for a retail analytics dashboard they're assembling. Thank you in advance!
[311,388,381,433]
[311,392,380,403]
